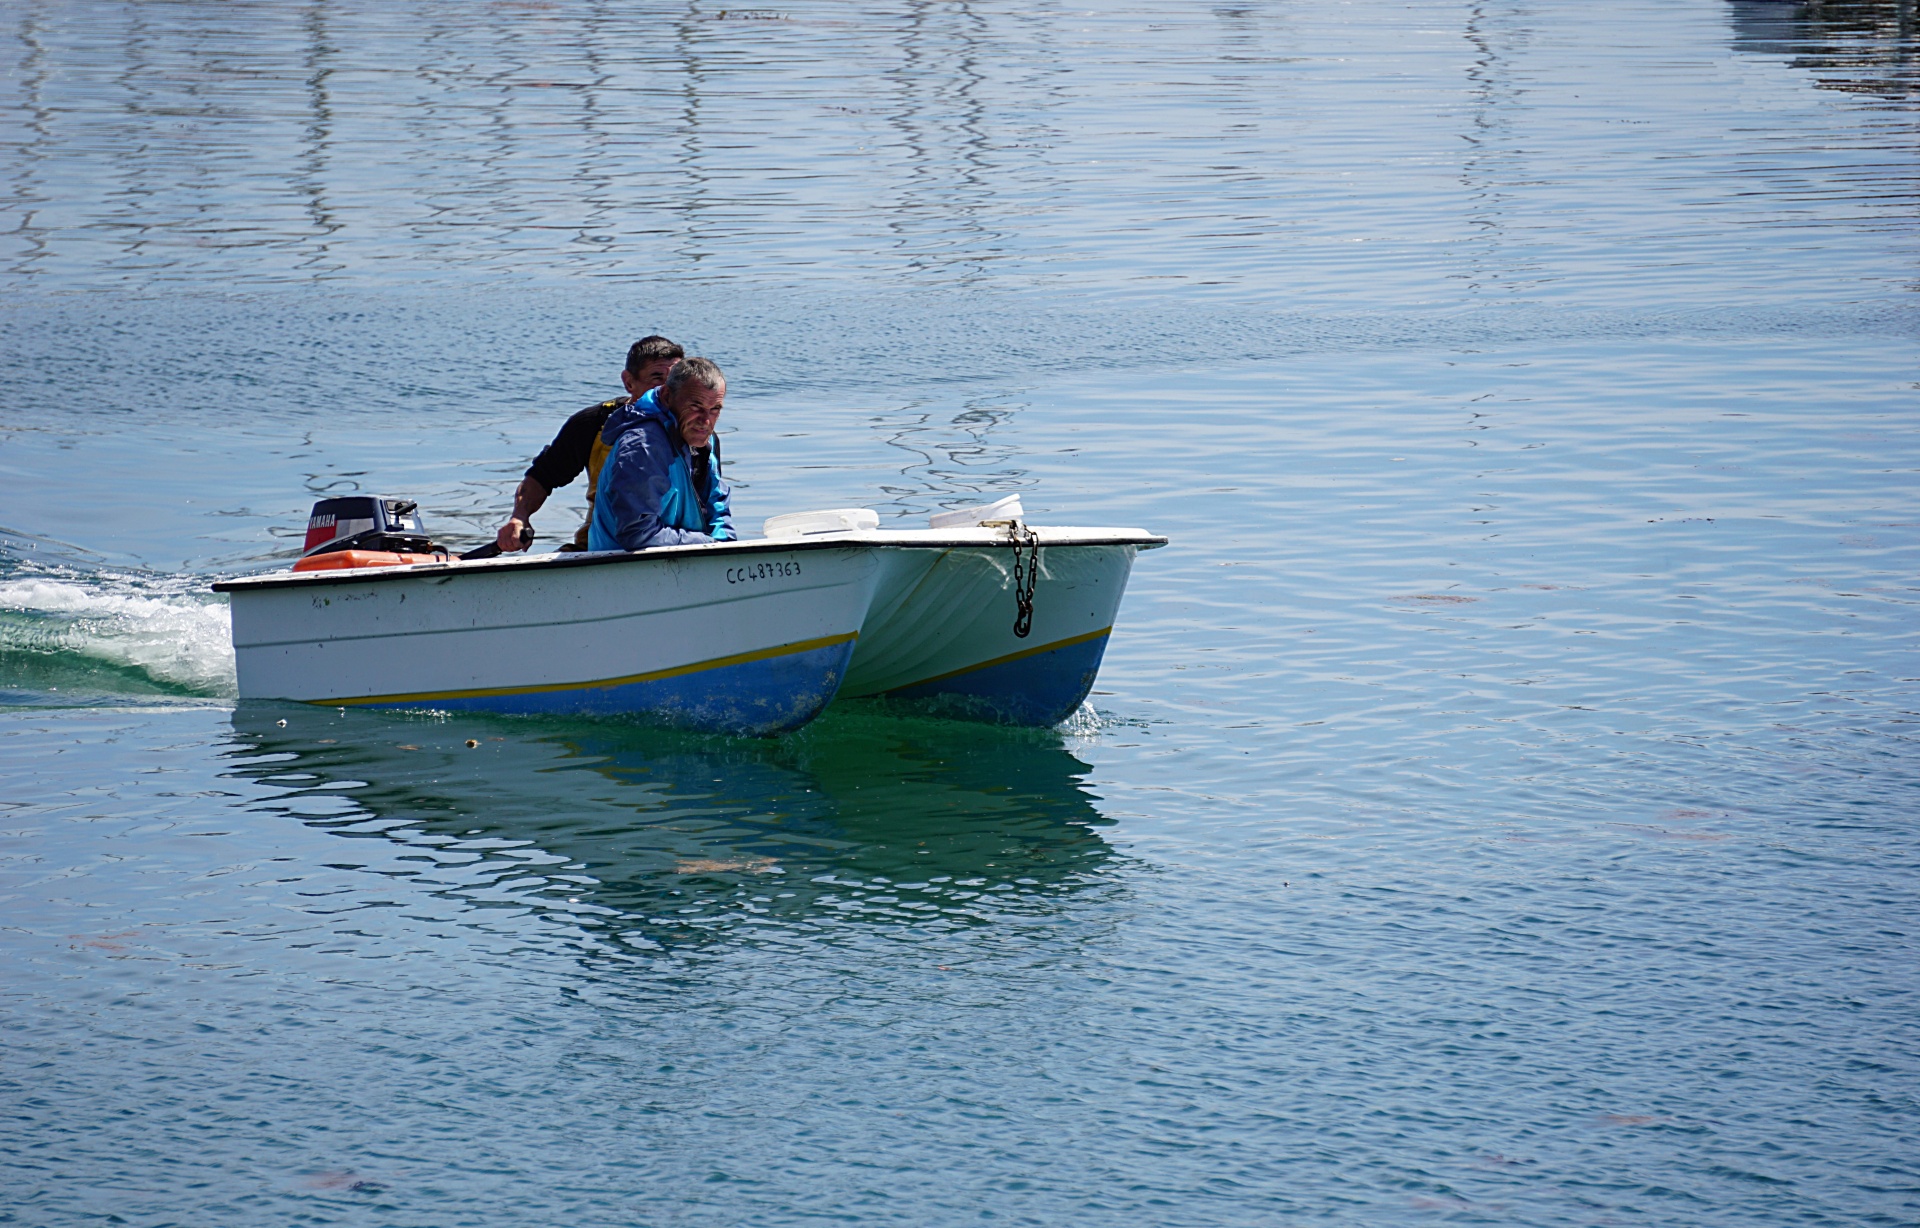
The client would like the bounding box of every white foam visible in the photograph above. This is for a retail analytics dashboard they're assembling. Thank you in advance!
[1057,699,1104,739]
[0,574,236,696]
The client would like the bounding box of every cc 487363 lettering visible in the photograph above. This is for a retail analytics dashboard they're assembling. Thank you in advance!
[725,559,802,584]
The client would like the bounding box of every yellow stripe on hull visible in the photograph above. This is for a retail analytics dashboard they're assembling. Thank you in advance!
[882,626,1112,695]
[317,631,859,708]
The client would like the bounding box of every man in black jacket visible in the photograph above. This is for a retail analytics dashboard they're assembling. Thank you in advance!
[494,335,683,553]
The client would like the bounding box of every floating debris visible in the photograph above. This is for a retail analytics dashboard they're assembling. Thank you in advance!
[675,856,779,874]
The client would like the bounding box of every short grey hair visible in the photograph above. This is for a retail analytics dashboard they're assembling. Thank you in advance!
[664,356,725,400]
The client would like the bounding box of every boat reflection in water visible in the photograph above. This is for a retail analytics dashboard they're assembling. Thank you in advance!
[224,702,1119,953]
[1727,0,1918,101]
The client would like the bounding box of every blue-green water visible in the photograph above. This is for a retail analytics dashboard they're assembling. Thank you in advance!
[3,1,1918,1224]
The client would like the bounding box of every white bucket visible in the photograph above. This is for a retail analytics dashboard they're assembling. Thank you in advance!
[928,494,1024,530]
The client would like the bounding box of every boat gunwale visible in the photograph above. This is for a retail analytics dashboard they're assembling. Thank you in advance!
[211,527,1168,593]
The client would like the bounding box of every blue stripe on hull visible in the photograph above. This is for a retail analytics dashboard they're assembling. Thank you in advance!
[360,639,857,736]
[883,631,1110,727]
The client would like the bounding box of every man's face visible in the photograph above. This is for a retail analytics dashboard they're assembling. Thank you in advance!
[622,358,678,399]
[635,357,678,391]
[671,380,725,450]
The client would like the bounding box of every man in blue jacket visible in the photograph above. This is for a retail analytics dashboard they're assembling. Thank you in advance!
[588,356,736,551]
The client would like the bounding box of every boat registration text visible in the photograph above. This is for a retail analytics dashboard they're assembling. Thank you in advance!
[726,559,802,584]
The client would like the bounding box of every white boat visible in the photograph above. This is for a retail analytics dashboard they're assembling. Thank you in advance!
[216,520,1165,735]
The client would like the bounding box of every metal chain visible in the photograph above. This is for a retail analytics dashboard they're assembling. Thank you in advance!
[1008,520,1039,638]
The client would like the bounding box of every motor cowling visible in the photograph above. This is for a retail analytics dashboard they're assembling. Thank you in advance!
[302,496,443,557]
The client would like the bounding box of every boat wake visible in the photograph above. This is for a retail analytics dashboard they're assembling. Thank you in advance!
[0,569,237,700]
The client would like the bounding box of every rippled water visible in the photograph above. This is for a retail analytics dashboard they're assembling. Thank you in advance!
[3,1,1918,1223]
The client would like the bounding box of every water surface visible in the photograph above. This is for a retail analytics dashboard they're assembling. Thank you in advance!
[3,1,1918,1224]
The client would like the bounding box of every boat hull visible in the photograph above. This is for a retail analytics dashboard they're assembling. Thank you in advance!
[223,547,877,735]
[217,527,1162,733]
[843,544,1139,725]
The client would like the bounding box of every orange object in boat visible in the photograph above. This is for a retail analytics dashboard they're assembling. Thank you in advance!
[292,550,450,573]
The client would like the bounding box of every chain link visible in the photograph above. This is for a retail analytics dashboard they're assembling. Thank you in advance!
[1008,520,1039,638]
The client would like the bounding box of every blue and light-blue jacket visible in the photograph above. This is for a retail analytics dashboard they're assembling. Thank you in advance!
[587,388,735,551]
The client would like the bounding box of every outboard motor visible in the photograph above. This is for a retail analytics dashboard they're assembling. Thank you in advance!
[302,496,444,558]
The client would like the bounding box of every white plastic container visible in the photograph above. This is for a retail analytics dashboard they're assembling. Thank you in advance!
[928,494,1024,530]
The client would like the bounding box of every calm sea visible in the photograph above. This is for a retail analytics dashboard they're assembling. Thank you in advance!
[2,1,1917,1224]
